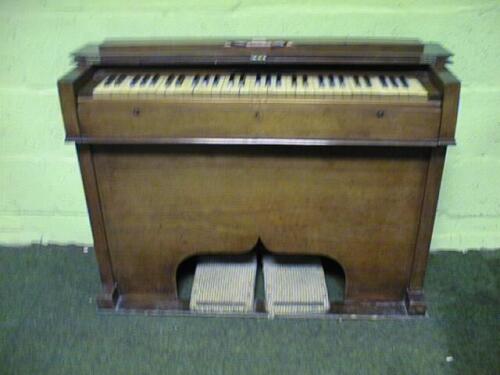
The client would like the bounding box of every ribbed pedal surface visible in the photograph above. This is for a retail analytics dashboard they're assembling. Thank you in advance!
[263,256,330,316]
[190,255,257,314]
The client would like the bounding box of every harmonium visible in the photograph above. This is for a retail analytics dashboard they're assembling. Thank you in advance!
[58,39,460,317]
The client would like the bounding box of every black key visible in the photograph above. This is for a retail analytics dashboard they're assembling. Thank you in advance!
[291,74,297,86]
[213,74,220,85]
[318,75,324,87]
[328,74,335,87]
[338,75,345,86]
[130,74,141,86]
[203,74,210,85]
[115,74,127,85]
[255,73,262,85]
[192,74,200,86]
[399,75,409,88]
[228,73,235,86]
[353,75,361,86]
[176,75,185,85]
[165,74,175,86]
[140,74,151,85]
[239,74,246,86]
[302,75,308,85]
[150,74,160,85]
[265,74,272,86]
[379,75,388,87]
[363,75,371,87]
[389,76,399,87]
[276,74,282,86]
[104,74,117,85]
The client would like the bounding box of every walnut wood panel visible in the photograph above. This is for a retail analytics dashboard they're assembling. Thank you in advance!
[412,148,447,284]
[431,68,461,141]
[404,69,458,313]
[76,144,117,307]
[77,99,441,142]
[57,67,94,137]
[92,145,429,305]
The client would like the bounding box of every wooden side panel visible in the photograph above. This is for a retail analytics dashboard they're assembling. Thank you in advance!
[409,148,446,291]
[406,68,459,314]
[91,146,428,303]
[431,68,460,142]
[77,100,441,142]
[57,67,94,137]
[76,144,117,307]
[406,147,446,314]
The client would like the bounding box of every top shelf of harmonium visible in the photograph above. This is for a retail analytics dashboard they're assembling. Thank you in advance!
[72,38,452,68]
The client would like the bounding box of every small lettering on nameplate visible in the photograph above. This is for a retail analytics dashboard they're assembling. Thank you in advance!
[250,54,267,62]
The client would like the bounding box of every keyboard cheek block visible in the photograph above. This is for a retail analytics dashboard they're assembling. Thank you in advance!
[58,39,460,316]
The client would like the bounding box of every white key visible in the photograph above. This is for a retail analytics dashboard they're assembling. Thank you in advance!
[211,75,225,96]
[109,75,135,97]
[405,77,428,100]
[289,75,300,96]
[281,76,295,97]
[175,75,196,95]
[239,75,256,96]
[267,74,286,96]
[219,74,240,95]
[312,74,330,96]
[273,74,288,96]
[252,74,268,96]
[167,75,193,96]
[93,75,118,97]
[335,75,352,97]
[371,75,399,99]
[387,75,405,97]
[162,74,178,95]
[126,74,148,96]
[193,74,213,95]
[153,75,168,95]
[211,74,224,96]
[137,74,155,96]
[302,74,322,96]
[352,75,372,97]
[140,74,162,96]
[295,75,310,96]
[236,75,248,95]
[321,74,336,96]
[261,74,273,95]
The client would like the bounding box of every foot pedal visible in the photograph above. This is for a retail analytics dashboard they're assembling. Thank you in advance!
[263,256,330,316]
[190,255,257,314]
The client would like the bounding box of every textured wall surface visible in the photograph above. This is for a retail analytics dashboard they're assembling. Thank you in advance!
[0,1,499,249]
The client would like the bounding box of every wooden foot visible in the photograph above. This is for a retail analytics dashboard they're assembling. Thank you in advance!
[96,283,119,309]
[405,289,427,315]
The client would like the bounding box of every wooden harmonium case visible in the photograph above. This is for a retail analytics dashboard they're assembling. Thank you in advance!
[58,39,460,317]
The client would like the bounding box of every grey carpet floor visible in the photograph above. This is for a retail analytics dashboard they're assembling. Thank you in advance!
[0,245,499,375]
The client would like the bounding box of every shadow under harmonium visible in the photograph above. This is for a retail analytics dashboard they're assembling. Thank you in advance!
[58,38,460,317]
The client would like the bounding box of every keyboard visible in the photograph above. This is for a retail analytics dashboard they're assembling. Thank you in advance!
[92,72,428,100]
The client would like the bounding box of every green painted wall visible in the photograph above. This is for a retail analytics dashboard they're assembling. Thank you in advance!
[0,1,499,249]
